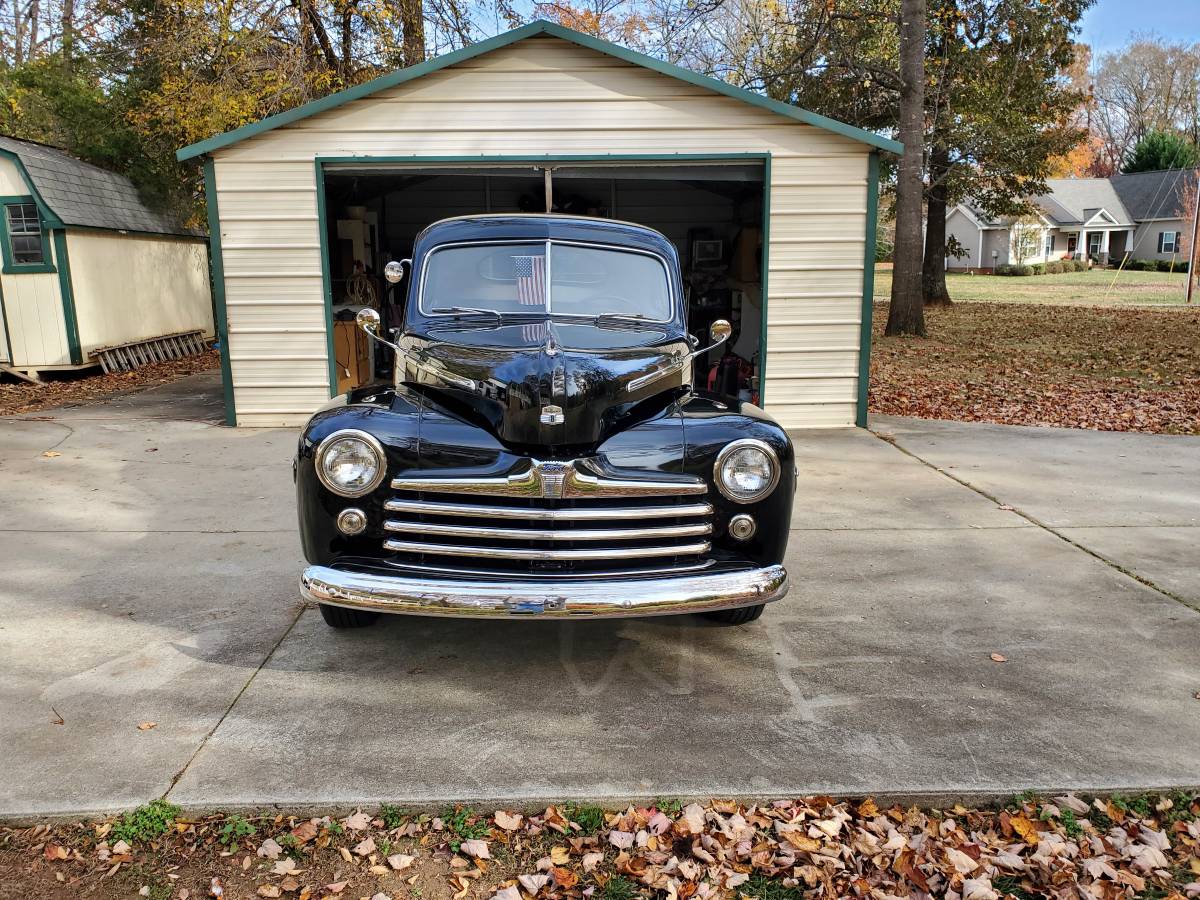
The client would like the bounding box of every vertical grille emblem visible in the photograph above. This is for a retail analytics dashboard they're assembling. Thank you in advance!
[539,404,565,426]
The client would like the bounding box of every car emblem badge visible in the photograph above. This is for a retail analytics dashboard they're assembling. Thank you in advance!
[534,461,569,499]
[539,404,565,427]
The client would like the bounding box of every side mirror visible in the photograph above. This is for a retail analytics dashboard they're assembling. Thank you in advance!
[356,307,381,335]
[384,258,410,284]
[709,319,732,346]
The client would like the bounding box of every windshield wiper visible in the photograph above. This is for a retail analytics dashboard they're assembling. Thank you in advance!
[430,306,503,323]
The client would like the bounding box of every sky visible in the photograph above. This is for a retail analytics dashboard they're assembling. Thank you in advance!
[1078,0,1200,55]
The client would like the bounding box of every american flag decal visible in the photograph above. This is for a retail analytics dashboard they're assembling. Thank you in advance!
[514,255,546,306]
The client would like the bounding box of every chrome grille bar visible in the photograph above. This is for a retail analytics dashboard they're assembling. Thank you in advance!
[391,458,706,499]
[383,499,713,520]
[384,520,711,541]
[383,539,712,560]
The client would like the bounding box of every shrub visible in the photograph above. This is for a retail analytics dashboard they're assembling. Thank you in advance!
[1045,261,1063,274]
[110,800,182,845]
[994,264,1015,275]
[1030,263,1046,275]
[1073,259,1089,272]
[1124,258,1151,271]
[1156,259,1175,272]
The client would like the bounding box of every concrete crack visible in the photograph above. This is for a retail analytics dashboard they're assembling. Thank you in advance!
[162,603,309,799]
[872,429,1199,614]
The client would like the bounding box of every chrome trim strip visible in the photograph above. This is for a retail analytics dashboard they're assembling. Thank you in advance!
[301,563,788,619]
[383,520,711,541]
[382,498,714,520]
[391,458,706,499]
[383,539,711,560]
[379,558,717,580]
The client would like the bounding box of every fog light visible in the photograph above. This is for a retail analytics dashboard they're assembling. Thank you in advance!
[729,514,757,541]
[336,508,368,536]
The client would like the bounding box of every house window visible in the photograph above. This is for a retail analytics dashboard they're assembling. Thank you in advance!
[1,199,53,272]
[1045,234,1055,256]
[1160,231,1179,254]
[1088,232,1103,257]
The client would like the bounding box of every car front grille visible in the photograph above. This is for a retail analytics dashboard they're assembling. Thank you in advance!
[381,460,714,579]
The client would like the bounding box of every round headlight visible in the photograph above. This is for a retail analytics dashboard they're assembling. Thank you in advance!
[315,430,385,497]
[714,439,780,504]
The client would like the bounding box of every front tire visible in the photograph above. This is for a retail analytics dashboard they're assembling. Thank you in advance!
[703,604,766,625]
[318,604,380,629]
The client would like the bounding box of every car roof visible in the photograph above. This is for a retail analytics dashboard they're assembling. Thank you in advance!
[414,214,679,260]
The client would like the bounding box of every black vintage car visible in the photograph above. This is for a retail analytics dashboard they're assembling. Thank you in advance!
[296,214,794,627]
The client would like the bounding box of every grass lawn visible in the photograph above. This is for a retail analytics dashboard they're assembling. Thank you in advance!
[875,266,1193,306]
[869,300,1200,433]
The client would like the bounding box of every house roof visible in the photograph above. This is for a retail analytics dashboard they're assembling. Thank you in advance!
[176,20,903,161]
[1036,178,1133,226]
[0,135,199,237]
[1109,168,1197,221]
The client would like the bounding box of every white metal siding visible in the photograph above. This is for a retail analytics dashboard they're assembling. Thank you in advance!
[0,238,68,368]
[66,231,213,357]
[211,34,871,428]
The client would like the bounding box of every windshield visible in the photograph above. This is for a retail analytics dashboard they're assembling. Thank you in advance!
[419,241,674,322]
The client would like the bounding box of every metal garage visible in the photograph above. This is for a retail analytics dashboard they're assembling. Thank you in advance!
[177,20,899,428]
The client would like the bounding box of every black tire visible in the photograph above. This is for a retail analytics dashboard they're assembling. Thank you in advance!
[318,604,380,629]
[703,603,766,625]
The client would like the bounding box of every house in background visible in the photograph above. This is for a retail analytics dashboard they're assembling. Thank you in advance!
[946,167,1196,272]
[0,135,213,379]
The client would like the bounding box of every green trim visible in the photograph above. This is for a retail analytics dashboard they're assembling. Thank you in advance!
[758,154,771,407]
[203,158,237,426]
[177,21,902,161]
[52,230,81,365]
[319,152,773,164]
[0,150,65,228]
[856,151,880,429]
[0,280,13,364]
[0,194,57,273]
[314,160,339,396]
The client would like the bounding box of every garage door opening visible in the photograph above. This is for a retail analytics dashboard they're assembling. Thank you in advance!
[319,159,767,401]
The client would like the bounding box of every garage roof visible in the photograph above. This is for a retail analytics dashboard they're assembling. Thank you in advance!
[177,20,903,161]
[0,135,200,236]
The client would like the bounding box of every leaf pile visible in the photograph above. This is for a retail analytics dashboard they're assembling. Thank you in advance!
[0,349,219,417]
[3,793,1199,899]
[869,302,1200,433]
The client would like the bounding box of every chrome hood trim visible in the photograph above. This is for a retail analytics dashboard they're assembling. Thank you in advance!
[391,457,706,500]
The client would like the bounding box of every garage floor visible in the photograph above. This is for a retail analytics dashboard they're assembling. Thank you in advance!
[1,373,1197,820]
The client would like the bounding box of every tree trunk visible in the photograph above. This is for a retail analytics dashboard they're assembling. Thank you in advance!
[61,0,73,71]
[885,0,927,337]
[922,145,952,304]
[400,0,424,67]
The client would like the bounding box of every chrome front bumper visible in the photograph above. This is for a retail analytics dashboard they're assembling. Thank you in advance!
[300,564,788,619]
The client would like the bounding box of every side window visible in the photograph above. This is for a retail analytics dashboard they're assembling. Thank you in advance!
[1,199,52,271]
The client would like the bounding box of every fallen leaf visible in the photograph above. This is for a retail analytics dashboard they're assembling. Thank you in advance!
[353,837,376,857]
[388,853,416,871]
[552,866,579,889]
[491,886,521,900]
[369,865,390,875]
[344,811,372,831]
[112,840,131,855]
[50,707,64,726]
[291,821,318,844]
[242,855,252,871]
[550,846,570,865]
[338,847,353,863]
[460,839,490,859]
[44,843,68,860]
[209,876,224,897]
[280,875,300,892]
[324,883,347,894]
[581,852,604,872]
[256,887,281,899]
[272,859,298,876]
[42,450,61,458]
[519,874,551,894]
[494,810,523,831]
[609,830,634,849]
[990,652,1007,662]
[371,894,393,900]
[257,838,283,860]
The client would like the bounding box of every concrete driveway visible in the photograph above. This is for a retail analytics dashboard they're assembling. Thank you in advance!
[1,374,1197,820]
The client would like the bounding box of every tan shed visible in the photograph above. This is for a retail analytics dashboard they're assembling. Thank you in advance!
[0,136,213,379]
[177,21,899,428]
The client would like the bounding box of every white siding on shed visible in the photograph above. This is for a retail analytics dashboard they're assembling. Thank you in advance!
[210,34,871,428]
[66,231,214,356]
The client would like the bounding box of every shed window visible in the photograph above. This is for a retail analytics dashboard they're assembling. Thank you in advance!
[2,199,52,271]
[1159,231,1179,254]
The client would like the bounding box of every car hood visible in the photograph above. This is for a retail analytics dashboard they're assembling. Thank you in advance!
[396,321,691,452]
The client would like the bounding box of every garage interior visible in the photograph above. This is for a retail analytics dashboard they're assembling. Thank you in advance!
[320,161,767,400]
